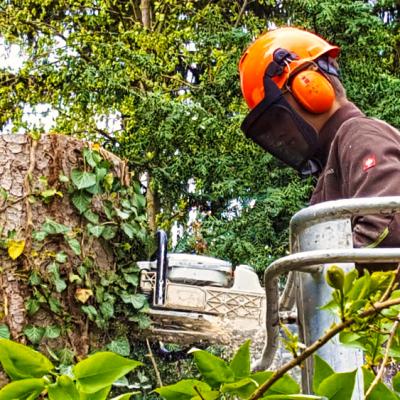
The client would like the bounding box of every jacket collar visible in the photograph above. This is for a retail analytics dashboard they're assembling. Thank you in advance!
[318,102,364,165]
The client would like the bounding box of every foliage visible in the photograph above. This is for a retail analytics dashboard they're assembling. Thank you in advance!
[0,338,141,399]
[155,266,400,399]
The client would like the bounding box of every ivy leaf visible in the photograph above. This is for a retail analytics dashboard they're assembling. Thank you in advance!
[107,337,131,357]
[84,148,101,168]
[49,296,62,313]
[87,224,105,238]
[42,218,70,235]
[84,209,100,224]
[23,325,45,344]
[32,230,48,241]
[73,352,142,393]
[76,288,93,304]
[56,251,68,263]
[0,338,54,379]
[121,222,139,239]
[72,191,92,214]
[100,302,114,320]
[120,293,147,309]
[0,324,10,339]
[25,298,40,315]
[71,169,97,190]
[45,325,61,339]
[66,237,81,256]
[7,239,25,260]
[102,226,117,240]
[82,305,98,320]
[123,273,139,287]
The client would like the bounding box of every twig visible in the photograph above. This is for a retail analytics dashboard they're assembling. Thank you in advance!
[193,385,206,400]
[380,263,400,302]
[249,296,400,400]
[146,339,163,387]
[0,195,27,213]
[234,0,248,28]
[24,137,38,251]
[365,312,400,398]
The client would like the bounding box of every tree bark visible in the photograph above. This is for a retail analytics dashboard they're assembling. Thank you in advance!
[0,134,128,357]
[140,0,151,29]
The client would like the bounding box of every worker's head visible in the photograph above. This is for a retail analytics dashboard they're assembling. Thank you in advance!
[239,27,346,175]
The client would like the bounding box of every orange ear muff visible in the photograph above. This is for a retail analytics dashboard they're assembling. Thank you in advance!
[290,70,335,114]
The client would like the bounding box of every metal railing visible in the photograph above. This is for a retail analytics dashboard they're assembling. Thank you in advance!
[255,196,400,398]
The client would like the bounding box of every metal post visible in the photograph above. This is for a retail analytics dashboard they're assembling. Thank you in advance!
[295,219,364,398]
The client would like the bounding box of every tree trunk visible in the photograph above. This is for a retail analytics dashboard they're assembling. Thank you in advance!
[0,134,128,358]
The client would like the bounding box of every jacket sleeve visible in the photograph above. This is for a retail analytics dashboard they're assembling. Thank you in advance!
[339,119,400,248]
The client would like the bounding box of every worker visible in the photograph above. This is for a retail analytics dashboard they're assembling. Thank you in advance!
[238,27,400,261]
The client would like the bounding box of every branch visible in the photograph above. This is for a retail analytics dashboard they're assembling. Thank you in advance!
[234,0,248,28]
[146,339,163,387]
[249,296,400,400]
[365,313,400,398]
[380,263,400,302]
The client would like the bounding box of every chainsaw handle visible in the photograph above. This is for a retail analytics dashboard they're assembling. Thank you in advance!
[155,230,168,306]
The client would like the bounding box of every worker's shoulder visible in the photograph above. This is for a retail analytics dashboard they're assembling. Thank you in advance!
[337,115,400,145]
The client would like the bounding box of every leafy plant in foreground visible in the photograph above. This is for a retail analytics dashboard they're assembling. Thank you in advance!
[0,338,141,399]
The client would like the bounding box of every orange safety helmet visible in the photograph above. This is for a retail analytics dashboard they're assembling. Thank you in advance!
[239,27,340,111]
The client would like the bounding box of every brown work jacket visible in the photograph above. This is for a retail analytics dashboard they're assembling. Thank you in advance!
[310,102,400,254]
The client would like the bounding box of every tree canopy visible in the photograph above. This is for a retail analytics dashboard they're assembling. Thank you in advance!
[1,0,399,271]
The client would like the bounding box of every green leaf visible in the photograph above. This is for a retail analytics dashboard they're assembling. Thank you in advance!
[116,208,130,220]
[87,224,105,238]
[23,325,45,344]
[0,338,54,379]
[84,209,100,224]
[82,305,98,320]
[71,169,97,190]
[79,386,111,400]
[110,393,140,400]
[66,237,81,255]
[49,296,62,313]
[84,148,102,168]
[32,230,47,241]
[102,225,117,240]
[0,324,10,339]
[191,349,235,387]
[42,218,70,235]
[230,339,251,379]
[347,273,371,301]
[45,325,61,339]
[362,367,398,399]
[0,378,46,400]
[72,191,92,214]
[48,375,80,400]
[120,293,147,309]
[393,371,400,393]
[107,337,131,357]
[100,302,114,319]
[155,379,212,400]
[56,251,68,263]
[317,369,357,400]
[313,354,334,393]
[121,222,139,239]
[262,395,326,399]
[343,269,359,295]
[73,352,142,393]
[221,377,256,394]
[123,273,139,286]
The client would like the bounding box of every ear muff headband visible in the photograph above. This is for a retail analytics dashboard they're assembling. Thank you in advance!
[290,69,335,114]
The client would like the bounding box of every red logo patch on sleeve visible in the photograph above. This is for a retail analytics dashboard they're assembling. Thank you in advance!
[363,154,376,171]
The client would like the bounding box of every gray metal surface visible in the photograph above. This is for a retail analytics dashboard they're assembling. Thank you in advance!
[258,196,400,399]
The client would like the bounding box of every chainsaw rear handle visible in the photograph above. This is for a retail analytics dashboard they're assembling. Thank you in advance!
[154,230,168,306]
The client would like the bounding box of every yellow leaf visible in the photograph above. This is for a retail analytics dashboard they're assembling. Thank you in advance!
[92,143,101,151]
[7,240,26,260]
[75,288,93,304]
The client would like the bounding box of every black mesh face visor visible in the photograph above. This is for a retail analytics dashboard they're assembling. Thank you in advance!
[241,73,320,172]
